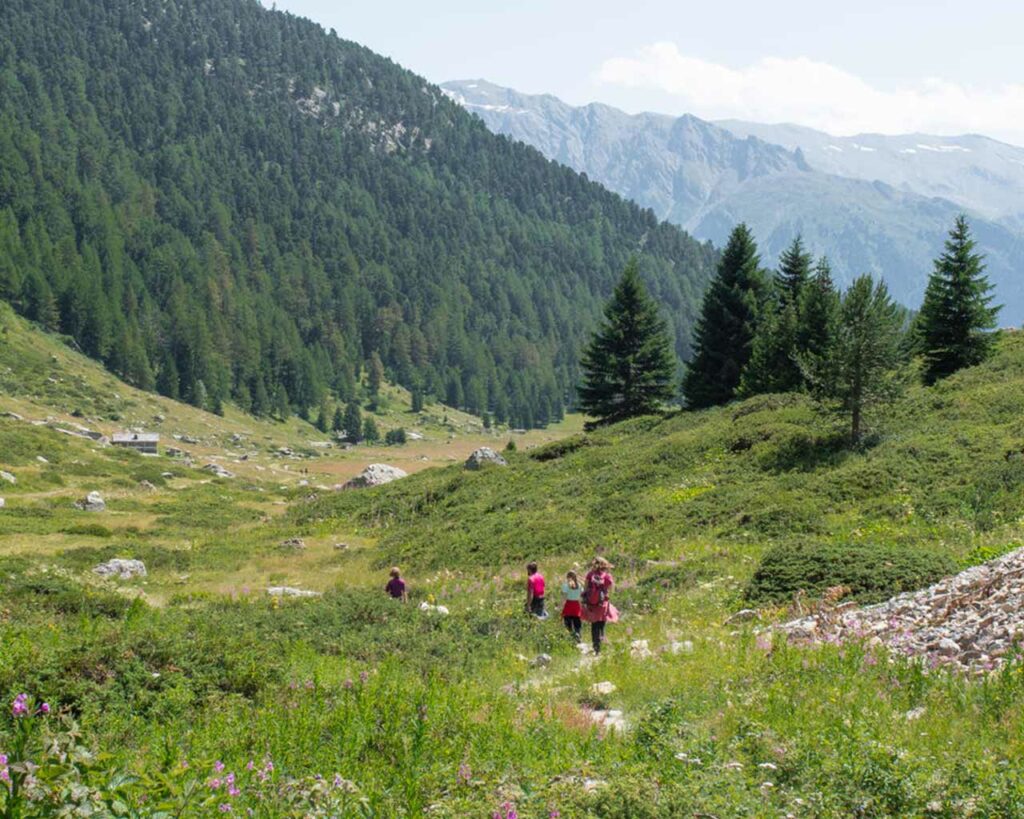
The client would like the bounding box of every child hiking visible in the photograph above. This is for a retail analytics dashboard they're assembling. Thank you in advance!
[560,571,583,641]
[385,567,408,602]
[581,557,618,654]
[525,562,548,618]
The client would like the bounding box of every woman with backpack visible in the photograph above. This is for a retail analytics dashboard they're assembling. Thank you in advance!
[581,557,618,654]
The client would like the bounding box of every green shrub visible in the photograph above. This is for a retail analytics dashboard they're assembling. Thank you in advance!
[745,541,956,605]
[528,433,591,462]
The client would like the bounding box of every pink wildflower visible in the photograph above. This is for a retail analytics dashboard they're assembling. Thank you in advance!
[246,760,254,771]
[218,804,232,813]
[38,702,50,715]
[359,671,369,684]
[11,694,28,717]
[214,760,225,773]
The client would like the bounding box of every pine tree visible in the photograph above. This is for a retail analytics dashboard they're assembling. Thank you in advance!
[411,388,424,413]
[315,397,330,433]
[578,259,677,426]
[367,352,384,403]
[683,224,766,408]
[775,236,812,309]
[343,401,363,443]
[917,215,1000,384]
[331,405,345,433]
[362,416,380,443]
[797,257,839,358]
[739,298,799,396]
[801,275,904,443]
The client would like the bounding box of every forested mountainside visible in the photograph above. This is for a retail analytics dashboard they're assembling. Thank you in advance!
[0,0,715,429]
[444,80,1024,322]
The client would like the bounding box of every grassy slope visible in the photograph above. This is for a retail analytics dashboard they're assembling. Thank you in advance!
[3,310,1024,815]
[301,330,1024,578]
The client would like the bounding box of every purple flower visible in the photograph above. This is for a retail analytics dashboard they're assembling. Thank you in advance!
[228,786,241,797]
[359,671,369,684]
[11,694,28,717]
[343,678,354,690]
[218,804,232,813]
[38,702,50,715]
[0,755,7,766]
[246,759,254,771]
[457,762,471,785]
[550,812,561,819]
[214,760,225,773]
[210,778,222,790]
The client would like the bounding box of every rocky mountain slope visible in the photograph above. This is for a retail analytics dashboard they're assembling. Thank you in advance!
[444,80,1024,321]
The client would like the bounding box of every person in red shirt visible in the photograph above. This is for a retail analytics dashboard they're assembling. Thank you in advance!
[525,561,547,618]
[581,557,618,654]
[385,567,408,602]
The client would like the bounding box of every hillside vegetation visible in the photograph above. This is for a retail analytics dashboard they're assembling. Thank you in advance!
[0,0,714,428]
[3,314,1024,814]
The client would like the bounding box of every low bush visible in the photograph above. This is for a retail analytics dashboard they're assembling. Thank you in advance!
[745,540,956,604]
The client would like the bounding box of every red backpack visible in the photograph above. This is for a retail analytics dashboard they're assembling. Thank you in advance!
[585,573,607,607]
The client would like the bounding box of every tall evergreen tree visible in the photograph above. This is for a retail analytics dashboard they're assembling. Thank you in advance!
[797,257,840,357]
[916,215,1000,384]
[739,299,799,396]
[801,275,904,443]
[683,224,766,408]
[775,236,813,309]
[331,405,345,433]
[343,401,363,444]
[578,260,677,426]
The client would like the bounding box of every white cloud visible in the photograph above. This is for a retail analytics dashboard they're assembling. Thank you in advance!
[596,43,1024,144]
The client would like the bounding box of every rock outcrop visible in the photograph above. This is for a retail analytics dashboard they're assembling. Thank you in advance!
[75,491,106,512]
[779,546,1024,673]
[93,559,146,580]
[202,463,235,479]
[464,447,507,470]
[340,464,407,489]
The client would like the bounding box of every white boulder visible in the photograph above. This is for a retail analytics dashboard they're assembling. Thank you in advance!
[0,471,15,485]
[464,447,507,470]
[93,559,146,580]
[75,491,106,512]
[341,464,408,489]
[266,586,321,598]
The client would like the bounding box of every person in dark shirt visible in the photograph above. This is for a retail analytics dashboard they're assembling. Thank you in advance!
[385,567,408,602]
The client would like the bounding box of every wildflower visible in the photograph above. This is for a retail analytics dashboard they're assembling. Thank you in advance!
[755,633,773,652]
[359,670,369,684]
[210,778,222,790]
[549,811,561,818]
[304,679,314,690]
[457,762,471,785]
[343,678,354,690]
[229,785,241,797]
[219,804,232,813]
[11,694,29,717]
[214,761,225,773]
[333,773,344,789]
[246,760,254,771]
[38,702,50,715]
[225,773,235,786]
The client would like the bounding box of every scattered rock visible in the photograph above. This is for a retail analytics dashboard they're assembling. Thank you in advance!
[93,559,146,580]
[778,545,1024,673]
[407,431,424,441]
[2,412,24,421]
[161,472,174,478]
[138,480,157,492]
[181,435,199,445]
[665,640,694,654]
[464,447,508,470]
[280,538,307,551]
[202,463,235,479]
[75,491,106,512]
[165,447,185,458]
[0,471,15,485]
[725,609,759,624]
[266,586,321,598]
[532,653,552,668]
[630,639,654,659]
[591,681,616,696]
[589,709,628,733]
[36,456,48,464]
[419,601,450,615]
[333,542,349,551]
[340,464,408,489]
[0,498,5,509]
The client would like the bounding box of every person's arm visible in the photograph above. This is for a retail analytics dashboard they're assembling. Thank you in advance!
[401,585,408,603]
[525,577,534,611]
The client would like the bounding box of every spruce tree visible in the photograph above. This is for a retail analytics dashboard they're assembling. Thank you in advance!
[797,257,839,357]
[362,417,380,443]
[917,215,1000,384]
[739,298,799,396]
[315,398,330,433]
[343,401,363,443]
[775,236,813,309]
[331,405,345,433]
[683,224,766,408]
[578,259,677,426]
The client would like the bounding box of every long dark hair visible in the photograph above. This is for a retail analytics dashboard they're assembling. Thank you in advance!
[566,570,579,589]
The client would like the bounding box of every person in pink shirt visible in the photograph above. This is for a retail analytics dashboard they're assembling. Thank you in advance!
[525,561,548,618]
[581,556,618,654]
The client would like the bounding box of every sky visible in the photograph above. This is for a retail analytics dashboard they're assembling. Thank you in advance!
[267,0,1024,145]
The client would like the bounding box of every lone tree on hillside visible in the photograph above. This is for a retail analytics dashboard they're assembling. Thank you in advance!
[342,400,363,444]
[578,259,677,427]
[801,275,904,443]
[683,224,766,408]
[916,215,1000,384]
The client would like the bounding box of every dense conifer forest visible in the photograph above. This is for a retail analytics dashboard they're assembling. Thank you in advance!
[0,0,715,427]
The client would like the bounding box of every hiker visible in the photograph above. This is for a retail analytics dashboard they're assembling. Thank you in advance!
[525,561,547,618]
[560,570,583,642]
[581,557,618,654]
[385,567,408,602]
